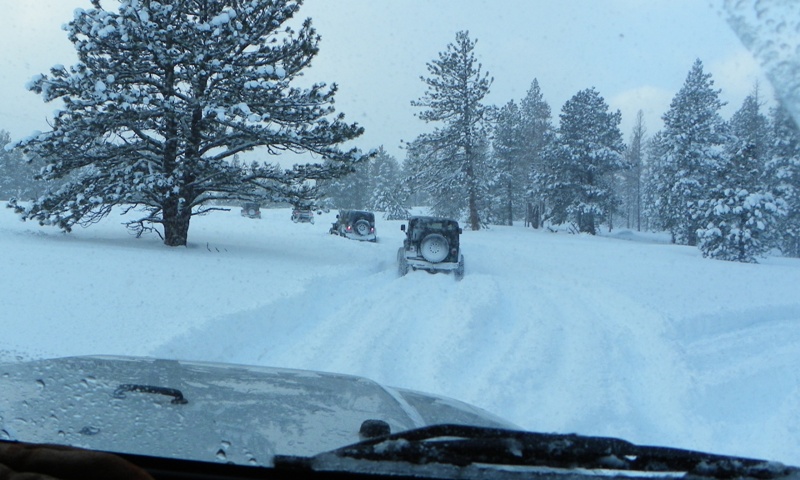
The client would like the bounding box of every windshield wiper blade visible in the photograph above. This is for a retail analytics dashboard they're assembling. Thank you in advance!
[311,424,796,479]
[113,383,188,405]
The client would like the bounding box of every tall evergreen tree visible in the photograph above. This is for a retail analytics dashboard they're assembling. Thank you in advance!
[520,79,555,228]
[620,110,646,230]
[543,88,625,234]
[8,0,365,246]
[411,30,493,229]
[697,89,784,263]
[767,104,800,257]
[491,100,525,225]
[403,137,465,218]
[641,131,667,232]
[652,59,728,245]
[322,146,408,217]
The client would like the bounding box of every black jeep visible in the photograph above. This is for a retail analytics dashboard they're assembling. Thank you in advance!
[240,202,261,219]
[397,216,464,280]
[291,208,315,224]
[329,210,377,242]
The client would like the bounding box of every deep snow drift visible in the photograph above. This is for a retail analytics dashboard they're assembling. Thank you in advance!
[1,206,799,465]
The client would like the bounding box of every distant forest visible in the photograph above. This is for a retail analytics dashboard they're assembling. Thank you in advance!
[2,25,798,261]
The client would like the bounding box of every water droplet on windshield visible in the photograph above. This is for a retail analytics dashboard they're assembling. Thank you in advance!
[220,440,231,449]
[215,449,227,461]
[79,426,100,436]
[36,379,45,390]
[0,429,12,440]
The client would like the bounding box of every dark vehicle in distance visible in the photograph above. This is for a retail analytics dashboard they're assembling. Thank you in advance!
[398,216,464,280]
[329,210,377,242]
[291,209,315,224]
[240,202,261,219]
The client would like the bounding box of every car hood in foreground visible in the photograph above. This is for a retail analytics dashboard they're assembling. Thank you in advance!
[0,355,513,466]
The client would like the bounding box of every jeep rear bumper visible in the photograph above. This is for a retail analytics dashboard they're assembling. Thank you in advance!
[343,232,377,242]
[405,257,460,272]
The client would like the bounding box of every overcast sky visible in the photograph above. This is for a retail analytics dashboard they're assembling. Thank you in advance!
[0,1,771,161]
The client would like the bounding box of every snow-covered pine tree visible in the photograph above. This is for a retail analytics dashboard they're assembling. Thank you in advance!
[520,79,555,229]
[697,90,784,262]
[642,131,669,234]
[767,104,800,257]
[370,155,410,220]
[491,100,525,225]
[544,88,625,235]
[619,110,646,230]
[1,132,28,201]
[653,59,728,246]
[411,30,493,230]
[399,139,433,209]
[323,156,372,209]
[8,0,365,246]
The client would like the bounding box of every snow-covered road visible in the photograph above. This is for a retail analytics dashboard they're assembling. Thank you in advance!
[2,207,800,464]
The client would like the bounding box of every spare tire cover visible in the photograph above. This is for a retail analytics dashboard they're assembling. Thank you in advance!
[355,219,371,236]
[420,233,449,263]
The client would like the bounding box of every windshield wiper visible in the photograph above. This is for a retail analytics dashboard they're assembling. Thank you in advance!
[113,383,188,405]
[285,424,797,479]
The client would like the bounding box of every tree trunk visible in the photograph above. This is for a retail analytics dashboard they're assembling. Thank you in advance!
[163,198,191,247]
[468,189,480,230]
[506,180,513,226]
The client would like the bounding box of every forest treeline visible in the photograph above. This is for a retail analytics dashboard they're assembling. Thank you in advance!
[1,22,798,261]
[322,33,799,262]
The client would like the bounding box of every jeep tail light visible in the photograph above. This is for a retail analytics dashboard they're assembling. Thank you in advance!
[346,225,352,231]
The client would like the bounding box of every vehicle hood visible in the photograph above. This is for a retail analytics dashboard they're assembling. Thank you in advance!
[0,356,514,466]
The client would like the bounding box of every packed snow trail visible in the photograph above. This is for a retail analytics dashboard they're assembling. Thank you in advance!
[2,207,800,464]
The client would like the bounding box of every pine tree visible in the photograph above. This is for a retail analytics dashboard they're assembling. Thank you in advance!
[619,110,646,230]
[653,59,728,246]
[520,79,555,229]
[411,30,493,229]
[399,139,433,208]
[767,104,800,257]
[491,100,525,225]
[697,90,784,262]
[544,88,625,235]
[641,132,666,232]
[8,0,365,246]
[366,148,409,219]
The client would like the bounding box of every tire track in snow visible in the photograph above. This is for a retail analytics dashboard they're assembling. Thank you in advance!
[152,226,697,450]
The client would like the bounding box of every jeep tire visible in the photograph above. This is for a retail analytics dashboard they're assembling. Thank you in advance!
[397,248,409,276]
[355,219,371,236]
[419,233,449,263]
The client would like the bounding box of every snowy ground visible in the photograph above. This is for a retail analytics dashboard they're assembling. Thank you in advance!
[2,205,800,465]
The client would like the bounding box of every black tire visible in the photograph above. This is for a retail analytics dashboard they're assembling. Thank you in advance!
[454,254,465,281]
[397,248,409,276]
[419,233,449,263]
[354,219,371,236]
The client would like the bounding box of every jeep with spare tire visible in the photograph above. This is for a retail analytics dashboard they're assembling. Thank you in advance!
[397,216,464,280]
[329,210,377,242]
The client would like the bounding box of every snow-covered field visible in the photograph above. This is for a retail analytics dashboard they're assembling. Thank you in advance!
[2,205,800,465]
